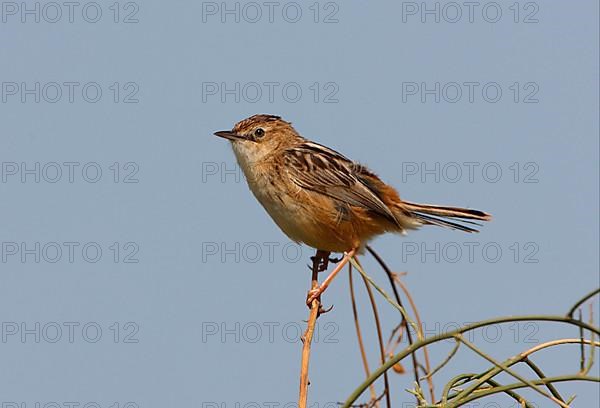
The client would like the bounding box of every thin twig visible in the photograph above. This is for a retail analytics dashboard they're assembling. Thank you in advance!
[348,257,418,334]
[385,323,403,353]
[584,302,596,375]
[299,250,354,408]
[421,339,460,381]
[388,324,407,358]
[366,245,424,396]
[298,252,324,408]
[393,275,435,399]
[348,264,378,403]
[356,257,391,408]
[579,310,585,372]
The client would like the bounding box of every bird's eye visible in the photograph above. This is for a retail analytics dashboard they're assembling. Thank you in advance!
[254,128,265,138]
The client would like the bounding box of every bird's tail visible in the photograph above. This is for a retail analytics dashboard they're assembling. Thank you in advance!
[400,201,492,233]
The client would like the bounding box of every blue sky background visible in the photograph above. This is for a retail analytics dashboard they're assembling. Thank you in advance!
[1,1,599,406]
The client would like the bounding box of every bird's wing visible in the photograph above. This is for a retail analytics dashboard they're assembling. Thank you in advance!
[283,141,400,226]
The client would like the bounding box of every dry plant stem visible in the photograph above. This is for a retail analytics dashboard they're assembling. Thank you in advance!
[298,298,319,408]
[348,264,378,403]
[385,323,403,352]
[349,258,418,333]
[298,249,356,408]
[394,275,435,399]
[584,303,596,375]
[356,257,391,408]
[579,310,585,372]
[298,251,325,408]
[366,245,433,400]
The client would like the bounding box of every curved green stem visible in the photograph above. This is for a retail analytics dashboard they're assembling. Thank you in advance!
[567,288,600,318]
[341,316,599,408]
[449,375,600,407]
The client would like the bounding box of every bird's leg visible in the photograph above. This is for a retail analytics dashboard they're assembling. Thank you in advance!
[306,250,329,314]
[310,250,331,272]
[306,248,357,309]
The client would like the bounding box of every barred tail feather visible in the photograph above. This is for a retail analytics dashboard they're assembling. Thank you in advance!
[401,201,492,233]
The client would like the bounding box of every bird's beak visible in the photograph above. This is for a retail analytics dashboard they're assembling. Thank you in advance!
[214,130,244,141]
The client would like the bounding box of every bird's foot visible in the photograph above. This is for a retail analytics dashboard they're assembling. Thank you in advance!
[306,287,333,315]
[306,287,322,307]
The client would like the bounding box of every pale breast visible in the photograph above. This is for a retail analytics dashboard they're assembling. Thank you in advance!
[232,145,360,252]
[234,151,309,242]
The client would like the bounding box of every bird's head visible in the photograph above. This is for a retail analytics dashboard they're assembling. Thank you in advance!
[214,114,302,163]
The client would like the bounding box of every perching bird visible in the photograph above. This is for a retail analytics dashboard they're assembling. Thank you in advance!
[214,114,491,256]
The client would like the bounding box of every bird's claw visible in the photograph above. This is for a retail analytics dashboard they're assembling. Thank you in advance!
[328,256,342,264]
[319,304,334,315]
